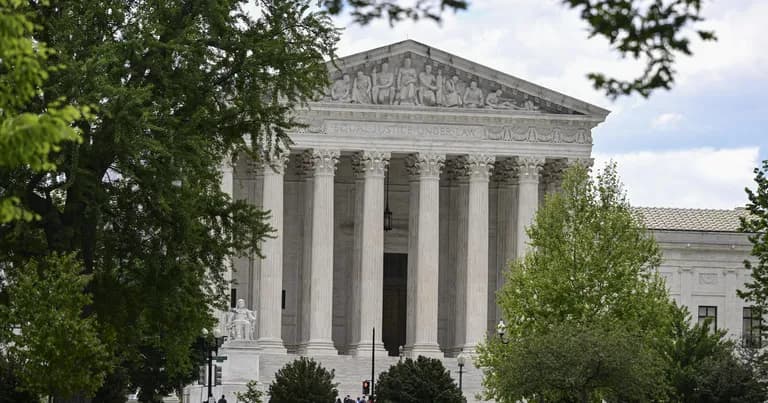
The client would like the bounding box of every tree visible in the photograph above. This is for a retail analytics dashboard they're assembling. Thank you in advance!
[489,323,666,402]
[1,0,333,400]
[739,160,768,331]
[0,253,110,399]
[0,0,84,222]
[665,304,766,403]
[236,380,264,403]
[375,356,463,403]
[267,357,338,403]
[477,163,675,402]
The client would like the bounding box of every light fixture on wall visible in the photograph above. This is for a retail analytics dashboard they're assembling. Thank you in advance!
[384,167,393,231]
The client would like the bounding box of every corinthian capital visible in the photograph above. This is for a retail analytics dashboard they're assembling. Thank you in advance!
[493,158,518,185]
[302,149,339,176]
[515,156,545,182]
[405,152,445,180]
[259,152,289,175]
[352,151,391,178]
[459,154,495,181]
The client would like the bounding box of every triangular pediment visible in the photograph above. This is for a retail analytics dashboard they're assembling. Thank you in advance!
[317,40,609,118]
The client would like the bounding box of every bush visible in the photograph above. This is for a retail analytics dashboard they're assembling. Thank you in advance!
[236,380,263,403]
[375,356,463,403]
[268,357,337,403]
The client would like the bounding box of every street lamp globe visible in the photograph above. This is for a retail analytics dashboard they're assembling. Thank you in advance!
[496,319,507,337]
[457,352,466,368]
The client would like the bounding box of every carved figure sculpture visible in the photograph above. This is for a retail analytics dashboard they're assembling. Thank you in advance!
[486,89,516,109]
[417,64,438,106]
[435,69,445,106]
[522,99,539,111]
[372,62,395,104]
[352,71,372,104]
[396,58,418,105]
[444,75,462,107]
[228,298,257,341]
[331,74,352,102]
[463,80,484,108]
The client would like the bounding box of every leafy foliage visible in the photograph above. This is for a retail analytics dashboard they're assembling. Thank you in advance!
[562,0,716,98]
[319,0,468,25]
[268,357,338,403]
[236,380,264,403]
[665,304,766,403]
[0,0,337,399]
[477,163,674,402]
[739,160,768,319]
[375,356,463,403]
[0,354,38,403]
[487,323,666,402]
[0,0,84,222]
[0,253,110,398]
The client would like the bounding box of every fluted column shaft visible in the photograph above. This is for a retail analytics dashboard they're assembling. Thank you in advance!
[257,155,288,353]
[462,154,494,353]
[516,157,545,257]
[494,159,518,325]
[218,156,235,335]
[298,149,339,355]
[349,151,390,356]
[405,152,445,358]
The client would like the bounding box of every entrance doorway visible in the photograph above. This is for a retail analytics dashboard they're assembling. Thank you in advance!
[382,253,407,356]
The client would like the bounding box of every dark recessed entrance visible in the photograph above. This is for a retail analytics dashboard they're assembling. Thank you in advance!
[382,253,407,357]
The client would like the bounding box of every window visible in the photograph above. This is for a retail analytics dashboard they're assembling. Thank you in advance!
[698,306,717,333]
[743,307,762,348]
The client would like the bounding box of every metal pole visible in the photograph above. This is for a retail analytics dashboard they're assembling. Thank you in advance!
[459,365,464,392]
[371,327,375,399]
[207,343,213,402]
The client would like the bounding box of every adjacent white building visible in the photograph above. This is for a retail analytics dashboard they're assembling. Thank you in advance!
[188,40,758,403]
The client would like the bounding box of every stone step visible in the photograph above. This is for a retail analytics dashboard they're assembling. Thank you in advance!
[185,352,492,403]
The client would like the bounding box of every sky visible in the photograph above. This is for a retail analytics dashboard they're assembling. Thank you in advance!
[329,0,767,210]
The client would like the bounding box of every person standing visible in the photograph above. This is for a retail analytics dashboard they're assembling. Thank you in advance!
[217,394,227,403]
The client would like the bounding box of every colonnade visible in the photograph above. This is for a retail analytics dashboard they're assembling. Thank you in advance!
[221,149,589,357]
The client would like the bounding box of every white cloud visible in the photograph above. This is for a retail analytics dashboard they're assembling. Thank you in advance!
[594,147,760,209]
[650,112,684,130]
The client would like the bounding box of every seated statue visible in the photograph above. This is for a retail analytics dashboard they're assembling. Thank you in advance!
[228,298,257,341]
[463,80,484,108]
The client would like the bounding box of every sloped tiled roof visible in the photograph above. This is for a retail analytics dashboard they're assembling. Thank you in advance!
[632,207,747,232]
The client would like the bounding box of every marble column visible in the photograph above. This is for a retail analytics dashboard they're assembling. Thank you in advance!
[456,154,494,354]
[218,155,235,335]
[404,152,445,358]
[494,159,518,324]
[257,154,288,353]
[348,151,390,356]
[515,156,545,257]
[297,149,339,355]
[449,160,469,354]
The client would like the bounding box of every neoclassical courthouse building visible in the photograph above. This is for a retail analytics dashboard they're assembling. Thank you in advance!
[190,40,756,402]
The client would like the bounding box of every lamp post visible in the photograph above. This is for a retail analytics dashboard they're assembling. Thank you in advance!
[456,352,466,393]
[496,320,510,344]
[202,328,226,403]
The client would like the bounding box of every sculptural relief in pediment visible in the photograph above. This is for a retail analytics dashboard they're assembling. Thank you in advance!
[321,52,582,115]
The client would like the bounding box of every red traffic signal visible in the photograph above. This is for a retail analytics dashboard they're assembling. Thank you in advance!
[362,380,370,395]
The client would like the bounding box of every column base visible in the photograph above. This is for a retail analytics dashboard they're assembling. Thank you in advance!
[257,337,287,354]
[347,341,389,357]
[404,343,444,359]
[296,340,338,356]
[451,343,477,356]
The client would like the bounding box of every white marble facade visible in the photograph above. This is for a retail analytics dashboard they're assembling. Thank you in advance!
[203,40,758,402]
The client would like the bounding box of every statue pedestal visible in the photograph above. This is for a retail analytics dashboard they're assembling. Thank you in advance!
[220,342,261,384]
